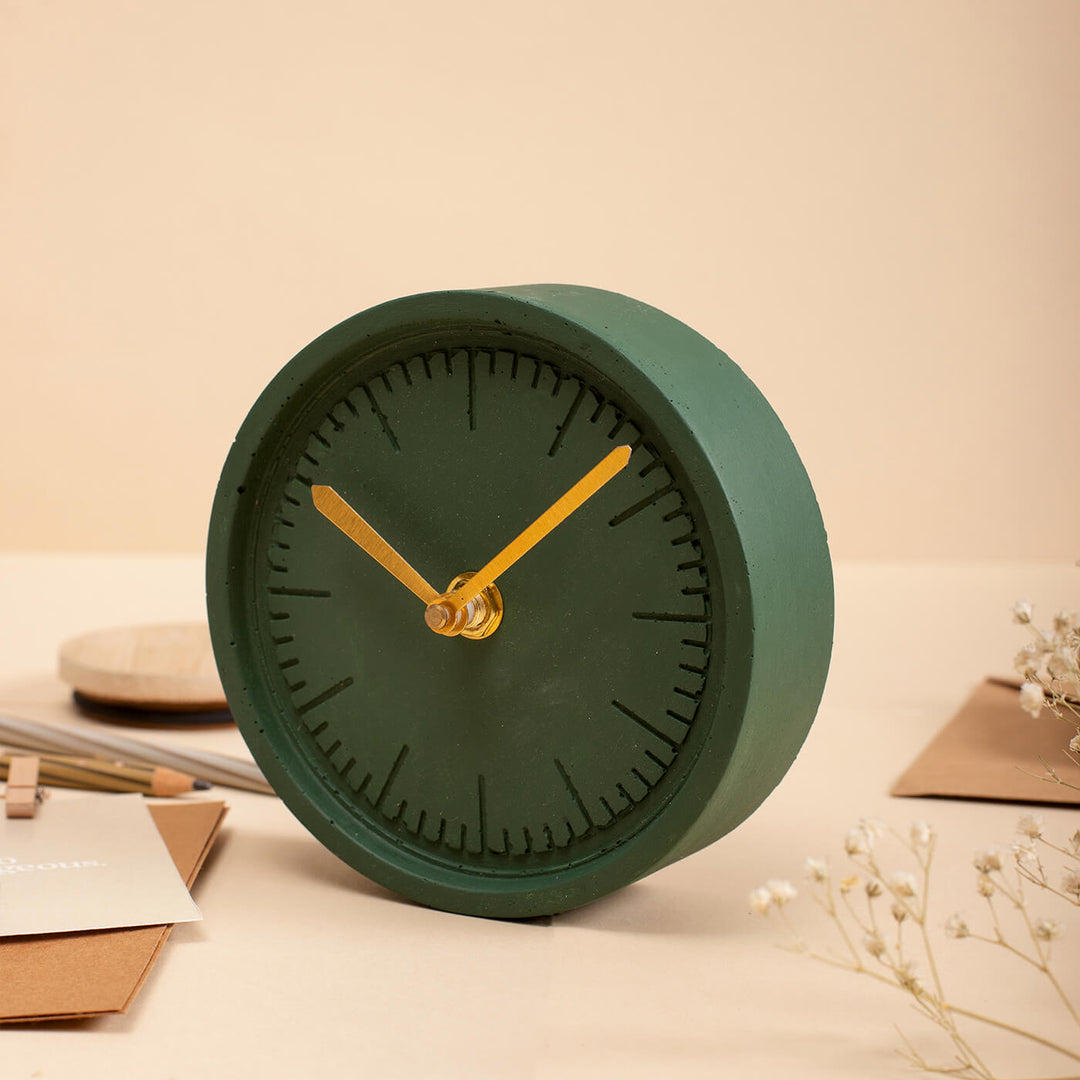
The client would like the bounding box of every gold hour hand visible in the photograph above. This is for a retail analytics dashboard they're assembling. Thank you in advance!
[311,485,439,605]
[434,444,632,623]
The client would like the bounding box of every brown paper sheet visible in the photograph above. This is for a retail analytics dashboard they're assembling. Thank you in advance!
[892,679,1080,805]
[0,799,227,1023]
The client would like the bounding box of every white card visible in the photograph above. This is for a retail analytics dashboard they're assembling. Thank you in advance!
[0,793,202,937]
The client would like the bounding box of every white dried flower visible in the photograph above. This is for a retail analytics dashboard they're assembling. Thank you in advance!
[974,849,1003,874]
[1017,812,1044,839]
[976,875,995,897]
[803,857,828,883]
[1034,917,1062,941]
[861,818,886,840]
[909,821,933,849]
[1069,733,1080,754]
[844,818,885,855]
[1053,610,1078,634]
[945,913,969,939]
[1019,681,1045,718]
[844,829,870,856]
[1014,642,1041,677]
[767,879,798,906]
[1047,647,1079,681]
[1011,839,1040,876]
[1069,829,1080,855]
[839,874,859,895]
[863,932,886,959]
[891,902,908,923]
[1012,599,1033,625]
[1062,868,1080,899]
[749,886,773,914]
[889,871,917,899]
[865,879,882,899]
[895,961,921,993]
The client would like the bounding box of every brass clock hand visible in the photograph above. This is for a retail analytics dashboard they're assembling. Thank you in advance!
[311,485,440,605]
[425,444,632,634]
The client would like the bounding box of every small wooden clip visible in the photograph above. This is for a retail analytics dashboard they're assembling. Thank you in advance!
[6,755,44,819]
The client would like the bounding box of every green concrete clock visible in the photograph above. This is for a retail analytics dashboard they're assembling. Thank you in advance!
[206,285,832,918]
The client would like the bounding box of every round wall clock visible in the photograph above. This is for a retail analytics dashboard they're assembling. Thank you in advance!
[206,285,832,918]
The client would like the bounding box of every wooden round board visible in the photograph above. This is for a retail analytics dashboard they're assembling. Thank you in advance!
[59,623,228,712]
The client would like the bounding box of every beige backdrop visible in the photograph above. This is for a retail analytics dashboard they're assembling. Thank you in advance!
[2,0,1078,558]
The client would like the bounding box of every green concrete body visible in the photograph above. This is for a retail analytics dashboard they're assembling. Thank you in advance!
[206,286,832,917]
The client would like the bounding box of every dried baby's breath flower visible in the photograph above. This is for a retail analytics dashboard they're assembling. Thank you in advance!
[864,932,886,959]
[1012,598,1080,714]
[1014,642,1041,677]
[759,574,1080,1071]
[909,821,933,849]
[1012,838,1040,876]
[1062,868,1080,899]
[1047,647,1079,681]
[1019,681,1045,718]
[767,879,798,906]
[1034,917,1062,941]
[944,913,969,939]
[844,818,885,856]
[1012,599,1033,625]
[749,886,772,914]
[895,961,921,993]
[844,829,870,856]
[1017,812,1044,840]
[757,800,1080,1074]
[861,818,886,840]
[889,871,917,899]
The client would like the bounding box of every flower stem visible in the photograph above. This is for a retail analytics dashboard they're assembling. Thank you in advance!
[947,1004,1080,1063]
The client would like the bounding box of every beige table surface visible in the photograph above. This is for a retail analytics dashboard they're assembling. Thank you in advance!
[2,555,1078,1080]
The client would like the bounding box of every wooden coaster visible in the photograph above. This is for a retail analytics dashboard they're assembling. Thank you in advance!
[58,623,228,713]
[71,691,233,727]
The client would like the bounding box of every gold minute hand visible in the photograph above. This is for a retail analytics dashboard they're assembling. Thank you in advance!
[448,444,632,612]
[311,485,439,605]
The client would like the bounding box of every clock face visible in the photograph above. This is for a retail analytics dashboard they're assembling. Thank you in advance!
[209,287,833,918]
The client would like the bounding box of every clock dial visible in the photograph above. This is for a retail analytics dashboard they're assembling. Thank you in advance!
[254,342,715,873]
[208,286,833,918]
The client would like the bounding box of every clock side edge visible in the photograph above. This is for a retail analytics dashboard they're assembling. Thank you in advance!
[479,285,836,876]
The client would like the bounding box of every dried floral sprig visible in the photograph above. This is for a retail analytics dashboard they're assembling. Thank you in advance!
[1012,600,1080,794]
[751,816,1080,1079]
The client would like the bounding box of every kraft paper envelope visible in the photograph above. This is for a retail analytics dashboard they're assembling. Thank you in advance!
[892,679,1080,805]
[0,799,227,1023]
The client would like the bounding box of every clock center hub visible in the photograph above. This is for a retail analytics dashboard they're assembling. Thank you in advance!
[424,573,504,640]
